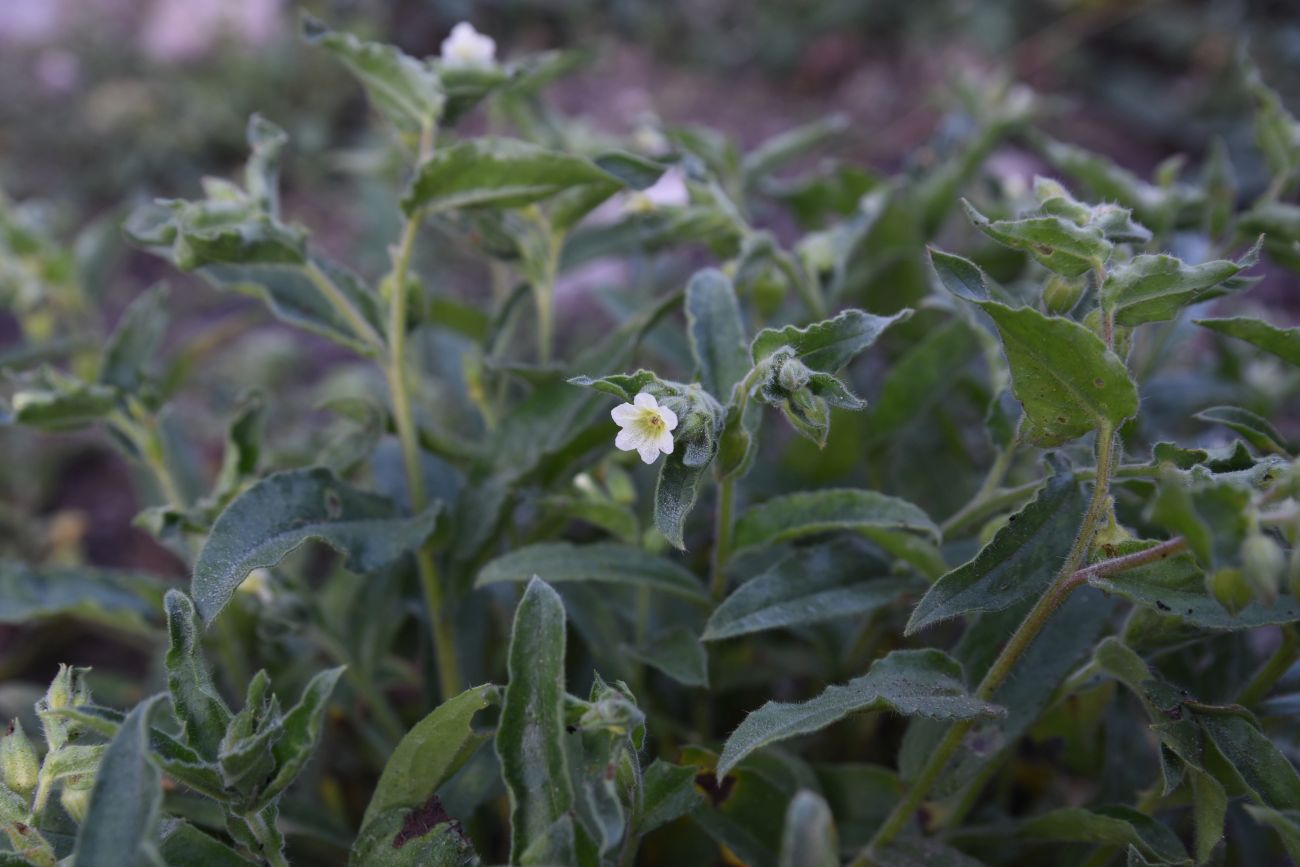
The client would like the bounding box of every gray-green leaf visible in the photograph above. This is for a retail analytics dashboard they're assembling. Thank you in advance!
[193,468,438,622]
[477,541,707,601]
[732,489,939,554]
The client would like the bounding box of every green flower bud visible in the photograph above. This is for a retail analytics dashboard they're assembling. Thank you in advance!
[1042,274,1084,315]
[1242,532,1285,608]
[1208,567,1253,616]
[37,665,92,751]
[777,357,812,393]
[59,777,93,824]
[1,719,40,797]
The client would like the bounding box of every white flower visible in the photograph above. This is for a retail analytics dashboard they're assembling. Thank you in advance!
[623,166,689,215]
[611,392,678,465]
[440,22,496,70]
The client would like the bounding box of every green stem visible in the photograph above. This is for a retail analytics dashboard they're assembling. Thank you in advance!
[858,424,1120,862]
[1236,625,1299,707]
[710,475,737,601]
[385,124,461,702]
[532,224,562,365]
[245,810,290,867]
[304,260,384,351]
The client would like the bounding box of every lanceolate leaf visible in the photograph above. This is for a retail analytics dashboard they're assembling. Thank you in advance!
[1195,405,1290,455]
[1012,806,1189,864]
[907,457,1085,634]
[100,283,169,395]
[1102,241,1259,326]
[255,666,344,809]
[1087,542,1300,630]
[751,308,913,371]
[193,468,439,623]
[73,695,166,867]
[362,684,498,827]
[717,649,1003,776]
[1195,316,1300,367]
[686,269,750,401]
[0,561,162,636]
[402,138,623,216]
[496,578,574,863]
[732,489,939,554]
[932,248,1138,445]
[302,13,444,134]
[164,591,232,760]
[476,541,707,601]
[655,449,711,550]
[705,537,920,640]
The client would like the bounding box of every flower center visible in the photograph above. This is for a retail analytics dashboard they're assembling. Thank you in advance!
[641,411,665,431]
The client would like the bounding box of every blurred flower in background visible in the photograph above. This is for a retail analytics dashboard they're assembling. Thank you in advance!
[142,0,282,63]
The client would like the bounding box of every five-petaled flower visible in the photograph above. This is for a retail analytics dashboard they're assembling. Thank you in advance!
[611,393,678,465]
[440,22,496,70]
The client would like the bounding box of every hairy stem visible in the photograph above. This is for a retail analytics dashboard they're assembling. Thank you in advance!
[305,259,384,351]
[1236,624,1299,707]
[858,424,1122,861]
[385,124,462,701]
[710,476,737,601]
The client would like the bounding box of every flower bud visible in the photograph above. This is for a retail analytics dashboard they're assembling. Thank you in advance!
[59,778,93,823]
[1,719,40,797]
[1242,532,1285,608]
[1042,274,1084,315]
[1208,567,1252,616]
[777,357,812,393]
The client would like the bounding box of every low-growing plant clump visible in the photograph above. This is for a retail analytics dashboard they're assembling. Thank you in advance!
[3,16,1300,867]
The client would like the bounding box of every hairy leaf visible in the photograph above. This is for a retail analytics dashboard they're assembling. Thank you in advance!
[733,489,938,554]
[477,541,706,600]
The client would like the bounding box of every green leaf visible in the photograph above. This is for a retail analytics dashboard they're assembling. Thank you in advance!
[743,114,848,184]
[164,590,232,760]
[1244,57,1300,188]
[1201,714,1300,810]
[4,379,117,431]
[0,561,162,636]
[350,796,481,867]
[1243,806,1300,864]
[302,14,444,134]
[1195,316,1300,367]
[254,666,344,808]
[779,790,838,867]
[1089,541,1300,629]
[717,648,1003,777]
[496,578,574,863]
[638,760,702,835]
[362,685,497,828]
[623,626,709,687]
[732,489,938,554]
[194,468,438,623]
[962,198,1112,277]
[99,283,169,396]
[1189,768,1226,864]
[686,269,749,401]
[933,248,1138,444]
[73,695,165,867]
[402,138,622,216]
[1014,806,1188,864]
[751,308,913,371]
[906,457,1085,634]
[705,537,921,640]
[477,541,706,601]
[655,448,711,550]
[1195,405,1290,455]
[1103,242,1260,326]
[158,822,258,866]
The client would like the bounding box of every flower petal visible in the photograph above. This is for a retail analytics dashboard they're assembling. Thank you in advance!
[656,430,674,455]
[634,392,657,409]
[611,403,639,425]
[657,405,678,430]
[615,428,645,452]
[637,442,661,464]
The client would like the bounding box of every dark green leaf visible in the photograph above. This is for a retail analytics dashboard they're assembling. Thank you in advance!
[717,649,1004,776]
[686,269,749,401]
[255,666,344,808]
[1195,405,1289,455]
[302,14,444,134]
[73,695,165,867]
[194,468,438,622]
[1195,316,1300,367]
[99,284,168,395]
[496,578,574,863]
[623,626,709,687]
[164,590,232,760]
[907,457,1085,634]
[0,561,161,636]
[751,308,913,371]
[477,541,706,601]
[733,489,938,554]
[362,685,497,827]
[638,760,702,835]
[705,537,920,640]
